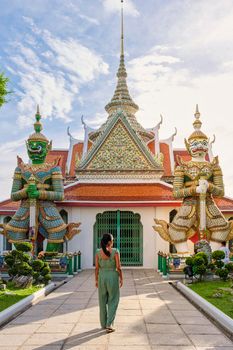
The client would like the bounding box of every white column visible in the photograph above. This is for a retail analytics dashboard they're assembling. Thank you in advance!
[0,216,3,253]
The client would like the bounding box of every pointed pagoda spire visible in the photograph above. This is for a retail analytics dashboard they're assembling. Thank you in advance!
[120,0,124,57]
[195,103,200,117]
[90,0,153,143]
[105,0,139,115]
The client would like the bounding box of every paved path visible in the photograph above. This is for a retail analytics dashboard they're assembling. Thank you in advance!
[0,269,232,350]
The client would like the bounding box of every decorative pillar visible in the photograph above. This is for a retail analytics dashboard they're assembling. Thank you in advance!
[78,251,82,271]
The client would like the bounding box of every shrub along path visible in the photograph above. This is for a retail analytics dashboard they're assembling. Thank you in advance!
[0,269,232,350]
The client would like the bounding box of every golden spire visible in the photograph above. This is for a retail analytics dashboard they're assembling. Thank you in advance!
[90,0,152,143]
[121,0,124,57]
[105,0,139,115]
[188,105,208,141]
[195,103,200,118]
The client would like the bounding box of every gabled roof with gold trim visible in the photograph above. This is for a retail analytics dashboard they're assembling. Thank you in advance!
[77,109,163,174]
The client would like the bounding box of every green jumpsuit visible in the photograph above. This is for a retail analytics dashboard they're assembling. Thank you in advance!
[97,248,120,328]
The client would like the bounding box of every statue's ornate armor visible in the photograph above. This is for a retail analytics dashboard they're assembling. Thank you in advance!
[170,157,231,243]
[6,158,67,243]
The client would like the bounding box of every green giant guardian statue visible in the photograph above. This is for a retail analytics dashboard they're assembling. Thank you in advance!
[1,107,80,251]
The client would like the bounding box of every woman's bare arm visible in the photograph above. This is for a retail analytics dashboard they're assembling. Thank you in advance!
[115,252,123,287]
[95,254,99,288]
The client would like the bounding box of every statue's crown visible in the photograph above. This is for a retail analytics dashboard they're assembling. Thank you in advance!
[187,105,208,142]
[28,106,49,143]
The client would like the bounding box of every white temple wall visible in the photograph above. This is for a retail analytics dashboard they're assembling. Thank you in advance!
[138,206,157,268]
[61,205,172,269]
[154,207,171,265]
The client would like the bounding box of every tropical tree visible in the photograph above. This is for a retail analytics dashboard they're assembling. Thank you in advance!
[0,72,10,107]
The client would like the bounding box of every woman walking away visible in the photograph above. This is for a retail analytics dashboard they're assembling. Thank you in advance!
[95,233,123,333]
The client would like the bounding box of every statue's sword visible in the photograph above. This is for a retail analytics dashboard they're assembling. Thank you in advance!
[28,175,37,242]
[199,176,207,239]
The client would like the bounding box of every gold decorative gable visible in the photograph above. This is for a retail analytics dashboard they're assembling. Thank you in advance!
[86,121,156,171]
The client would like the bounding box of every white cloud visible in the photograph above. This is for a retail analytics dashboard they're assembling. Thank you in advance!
[86,112,107,128]
[17,71,75,127]
[0,142,27,200]
[128,49,187,98]
[102,0,139,17]
[0,139,25,154]
[222,60,233,71]
[42,31,109,82]
[78,14,100,26]
[158,1,233,67]
[62,2,100,25]
[22,16,34,27]
[7,21,109,129]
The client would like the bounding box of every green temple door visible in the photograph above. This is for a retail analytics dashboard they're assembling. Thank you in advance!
[93,210,143,266]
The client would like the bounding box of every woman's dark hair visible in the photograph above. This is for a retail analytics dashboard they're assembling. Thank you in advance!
[101,233,113,257]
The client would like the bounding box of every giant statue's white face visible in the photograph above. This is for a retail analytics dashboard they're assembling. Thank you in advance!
[188,138,209,158]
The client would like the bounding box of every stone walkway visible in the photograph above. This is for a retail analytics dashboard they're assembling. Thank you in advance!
[0,269,232,350]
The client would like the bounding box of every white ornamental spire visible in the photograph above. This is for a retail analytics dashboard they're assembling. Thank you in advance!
[105,0,139,115]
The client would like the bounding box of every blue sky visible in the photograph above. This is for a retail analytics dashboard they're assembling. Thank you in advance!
[0,0,233,200]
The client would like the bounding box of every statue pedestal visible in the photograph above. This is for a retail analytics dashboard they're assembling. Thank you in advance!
[174,242,190,256]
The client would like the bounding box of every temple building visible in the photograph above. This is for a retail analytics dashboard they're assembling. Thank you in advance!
[1,5,233,268]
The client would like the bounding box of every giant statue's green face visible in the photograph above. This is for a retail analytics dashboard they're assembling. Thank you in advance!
[27,140,48,164]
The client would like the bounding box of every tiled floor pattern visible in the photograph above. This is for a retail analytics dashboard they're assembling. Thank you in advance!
[0,269,232,350]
